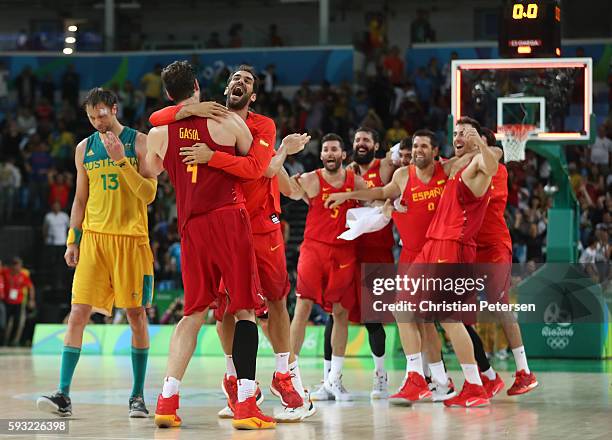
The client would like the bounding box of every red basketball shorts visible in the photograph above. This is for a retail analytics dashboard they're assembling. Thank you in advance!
[475,243,512,304]
[414,239,477,264]
[297,239,356,313]
[181,206,262,316]
[253,228,290,301]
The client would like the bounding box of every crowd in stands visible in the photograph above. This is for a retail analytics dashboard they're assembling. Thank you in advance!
[0,38,610,341]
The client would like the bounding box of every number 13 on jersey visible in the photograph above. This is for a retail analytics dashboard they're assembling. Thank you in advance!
[187,164,198,183]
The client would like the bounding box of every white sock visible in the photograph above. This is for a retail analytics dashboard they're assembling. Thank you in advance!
[429,360,448,385]
[372,354,386,374]
[422,352,431,378]
[323,359,331,381]
[162,376,181,398]
[483,367,497,380]
[329,355,344,380]
[275,352,290,374]
[225,355,236,378]
[237,379,256,402]
[406,353,424,377]
[512,345,530,374]
[461,364,482,386]
[289,360,305,398]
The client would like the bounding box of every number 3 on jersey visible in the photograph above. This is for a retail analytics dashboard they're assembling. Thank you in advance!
[187,164,198,183]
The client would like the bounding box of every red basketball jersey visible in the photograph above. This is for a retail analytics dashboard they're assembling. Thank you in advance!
[357,159,395,250]
[164,117,245,231]
[393,162,447,253]
[303,169,358,245]
[476,164,512,251]
[242,113,281,234]
[425,165,491,246]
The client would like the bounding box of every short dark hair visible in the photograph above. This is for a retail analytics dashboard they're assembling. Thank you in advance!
[83,88,118,109]
[355,126,380,144]
[456,116,482,135]
[481,127,497,147]
[412,129,438,148]
[399,137,412,150]
[161,61,196,103]
[321,133,344,150]
[228,64,260,94]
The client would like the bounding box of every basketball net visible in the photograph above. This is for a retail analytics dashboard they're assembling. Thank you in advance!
[499,124,536,163]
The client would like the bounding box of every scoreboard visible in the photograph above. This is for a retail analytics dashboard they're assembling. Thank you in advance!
[498,0,562,58]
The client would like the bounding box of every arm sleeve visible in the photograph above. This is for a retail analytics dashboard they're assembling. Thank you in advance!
[149,105,182,126]
[115,158,158,205]
[207,118,276,179]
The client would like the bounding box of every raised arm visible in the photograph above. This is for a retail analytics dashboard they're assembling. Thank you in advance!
[102,131,157,205]
[149,101,231,126]
[264,133,310,178]
[65,140,89,268]
[145,126,168,177]
[324,170,404,209]
[277,166,304,198]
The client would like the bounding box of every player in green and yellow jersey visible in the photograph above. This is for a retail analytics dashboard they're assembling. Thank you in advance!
[37,88,157,418]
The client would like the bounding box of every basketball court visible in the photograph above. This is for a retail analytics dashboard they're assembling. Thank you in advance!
[1,350,610,439]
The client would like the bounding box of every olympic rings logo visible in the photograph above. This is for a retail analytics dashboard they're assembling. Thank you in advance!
[546,337,569,350]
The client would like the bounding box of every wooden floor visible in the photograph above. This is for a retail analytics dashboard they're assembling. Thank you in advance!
[1,349,611,439]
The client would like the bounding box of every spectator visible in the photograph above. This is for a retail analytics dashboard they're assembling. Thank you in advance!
[0,157,21,224]
[141,63,163,110]
[262,64,277,95]
[15,66,37,107]
[3,257,34,346]
[16,29,28,50]
[57,99,77,129]
[382,46,405,86]
[49,120,76,171]
[47,170,72,210]
[119,80,143,126]
[589,124,611,167]
[228,23,243,48]
[34,97,54,137]
[205,32,222,49]
[160,298,184,324]
[411,9,436,43]
[0,61,8,112]
[25,137,53,214]
[61,64,80,109]
[43,200,70,288]
[40,73,55,104]
[385,118,409,148]
[268,24,284,47]
[16,107,37,134]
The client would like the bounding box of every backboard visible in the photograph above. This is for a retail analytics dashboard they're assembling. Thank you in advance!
[450,57,592,142]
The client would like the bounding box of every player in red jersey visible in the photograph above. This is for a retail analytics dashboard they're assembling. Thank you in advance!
[149,65,313,421]
[414,116,500,408]
[287,133,367,401]
[474,128,538,397]
[144,61,275,430]
[312,127,397,401]
[326,129,456,402]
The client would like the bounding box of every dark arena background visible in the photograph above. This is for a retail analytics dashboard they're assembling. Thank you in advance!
[0,0,610,439]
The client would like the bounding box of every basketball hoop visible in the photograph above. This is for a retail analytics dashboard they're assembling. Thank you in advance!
[499,124,536,163]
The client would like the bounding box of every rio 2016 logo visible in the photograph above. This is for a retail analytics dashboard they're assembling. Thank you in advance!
[542,302,574,350]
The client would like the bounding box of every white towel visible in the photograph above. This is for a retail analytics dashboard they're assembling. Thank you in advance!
[338,207,391,241]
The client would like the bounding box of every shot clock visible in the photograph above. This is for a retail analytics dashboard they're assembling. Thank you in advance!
[498,0,561,58]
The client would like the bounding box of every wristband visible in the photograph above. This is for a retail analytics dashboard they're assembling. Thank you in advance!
[67,228,82,246]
